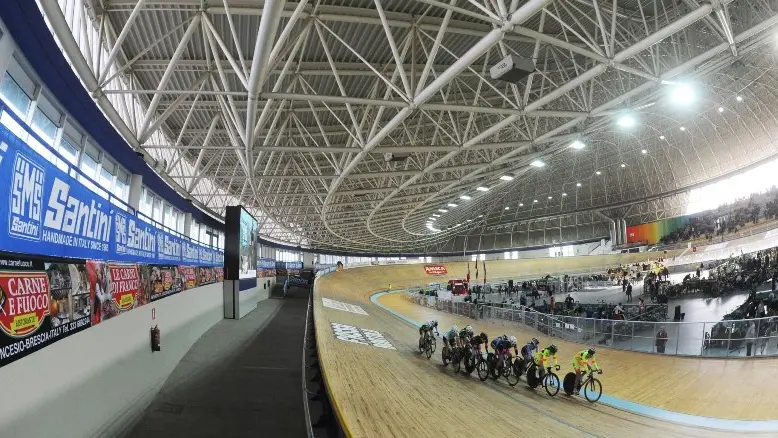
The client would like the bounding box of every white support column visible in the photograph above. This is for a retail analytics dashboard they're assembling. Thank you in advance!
[621,219,628,246]
[183,212,193,237]
[128,173,143,210]
[0,19,16,78]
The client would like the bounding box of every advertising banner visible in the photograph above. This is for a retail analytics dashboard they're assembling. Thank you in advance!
[0,255,91,367]
[199,267,216,286]
[87,261,144,325]
[214,267,224,282]
[257,258,276,278]
[181,266,198,289]
[238,209,257,280]
[147,265,185,302]
[0,121,223,266]
[276,261,303,277]
[424,265,448,276]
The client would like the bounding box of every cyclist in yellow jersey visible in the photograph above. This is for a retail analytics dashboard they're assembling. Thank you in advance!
[533,344,560,380]
[572,348,601,393]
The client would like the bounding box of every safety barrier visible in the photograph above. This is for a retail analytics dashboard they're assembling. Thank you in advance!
[302,293,346,438]
[407,293,778,358]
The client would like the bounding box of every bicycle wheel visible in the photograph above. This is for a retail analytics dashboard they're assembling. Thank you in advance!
[544,372,560,397]
[525,364,540,389]
[442,347,450,366]
[430,337,437,353]
[477,358,489,381]
[453,352,461,373]
[584,377,602,403]
[418,337,424,354]
[506,360,521,386]
[424,338,433,359]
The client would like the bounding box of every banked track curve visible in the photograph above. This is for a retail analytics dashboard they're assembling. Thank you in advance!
[313,254,778,438]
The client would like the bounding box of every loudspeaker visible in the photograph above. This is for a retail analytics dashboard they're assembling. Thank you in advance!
[673,305,682,321]
[490,54,535,83]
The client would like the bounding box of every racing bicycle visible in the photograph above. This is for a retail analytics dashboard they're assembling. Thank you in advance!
[526,363,561,397]
[563,366,603,402]
[418,330,436,359]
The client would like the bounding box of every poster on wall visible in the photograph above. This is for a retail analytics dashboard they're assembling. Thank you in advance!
[257,258,276,278]
[181,266,198,289]
[87,261,144,325]
[199,267,216,286]
[147,265,185,302]
[0,254,91,367]
[214,267,224,282]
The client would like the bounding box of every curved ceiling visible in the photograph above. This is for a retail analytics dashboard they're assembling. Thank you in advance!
[43,0,778,252]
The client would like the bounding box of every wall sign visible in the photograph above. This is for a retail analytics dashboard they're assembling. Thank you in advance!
[0,121,223,266]
[424,265,448,276]
[330,323,395,349]
[322,298,368,316]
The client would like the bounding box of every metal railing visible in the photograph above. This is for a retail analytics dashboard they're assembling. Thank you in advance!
[407,293,778,358]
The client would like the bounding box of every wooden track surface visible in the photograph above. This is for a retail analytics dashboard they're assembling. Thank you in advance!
[314,254,775,437]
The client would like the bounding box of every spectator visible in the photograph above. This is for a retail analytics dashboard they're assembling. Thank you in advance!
[746,322,756,357]
[758,320,771,355]
[638,297,645,314]
[614,303,624,320]
[549,294,556,316]
[656,327,669,353]
[626,283,633,302]
[565,294,575,310]
[622,278,628,293]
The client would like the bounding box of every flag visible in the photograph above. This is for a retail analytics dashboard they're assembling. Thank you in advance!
[475,259,479,279]
[483,259,487,285]
[466,263,471,284]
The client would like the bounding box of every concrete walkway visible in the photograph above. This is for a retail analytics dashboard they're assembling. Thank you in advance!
[127,287,310,438]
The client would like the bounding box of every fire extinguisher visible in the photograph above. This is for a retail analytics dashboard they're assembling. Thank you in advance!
[151,325,161,352]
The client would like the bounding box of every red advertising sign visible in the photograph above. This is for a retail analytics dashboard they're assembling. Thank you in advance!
[0,271,49,338]
[424,265,448,276]
[108,265,140,311]
[182,266,198,289]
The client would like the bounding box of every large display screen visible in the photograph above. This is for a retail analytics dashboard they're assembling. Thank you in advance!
[238,209,257,279]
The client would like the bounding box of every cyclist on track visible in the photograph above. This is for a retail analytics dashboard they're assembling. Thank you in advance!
[459,325,475,344]
[520,337,540,364]
[572,347,601,393]
[418,320,439,350]
[470,331,489,351]
[534,344,560,380]
[491,335,519,367]
[443,325,460,350]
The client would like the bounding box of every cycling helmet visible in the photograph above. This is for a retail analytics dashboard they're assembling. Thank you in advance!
[509,336,517,346]
[452,325,459,333]
[547,344,558,354]
[531,337,539,346]
[588,348,596,356]
[431,320,438,327]
[464,325,473,334]
[479,332,488,340]
[502,334,508,340]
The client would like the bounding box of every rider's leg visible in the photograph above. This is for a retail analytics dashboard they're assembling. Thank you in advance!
[573,363,583,390]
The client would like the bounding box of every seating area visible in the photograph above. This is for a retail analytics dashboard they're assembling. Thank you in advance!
[658,189,778,245]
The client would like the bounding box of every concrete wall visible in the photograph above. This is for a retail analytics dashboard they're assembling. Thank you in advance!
[0,282,224,438]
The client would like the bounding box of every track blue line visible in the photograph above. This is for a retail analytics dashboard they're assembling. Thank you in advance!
[370,291,778,432]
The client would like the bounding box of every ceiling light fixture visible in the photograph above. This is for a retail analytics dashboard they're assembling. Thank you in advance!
[519,203,524,206]
[680,126,686,131]
[596,171,602,175]
[718,107,724,113]
[460,195,472,200]
[478,215,483,218]
[659,135,665,140]
[670,83,695,105]
[447,203,458,208]
[530,160,545,168]
[641,149,647,154]
[562,193,567,196]
[533,199,538,203]
[505,206,510,210]
[617,114,636,128]
[432,214,440,217]
[570,140,586,150]
[500,175,514,181]
[621,163,626,168]
[736,95,743,102]
[429,217,437,221]
[439,209,448,213]
[576,182,582,187]
[476,186,489,192]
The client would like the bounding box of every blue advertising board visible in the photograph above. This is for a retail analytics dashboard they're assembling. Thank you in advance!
[0,118,223,266]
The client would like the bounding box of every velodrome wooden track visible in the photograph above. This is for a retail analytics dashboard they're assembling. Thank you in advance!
[313,254,777,437]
